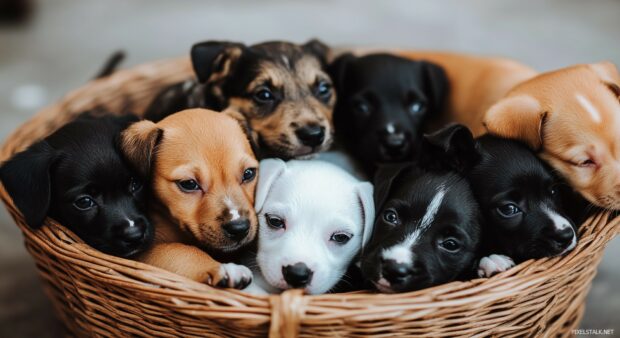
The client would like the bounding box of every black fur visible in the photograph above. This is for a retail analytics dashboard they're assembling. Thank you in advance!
[329,53,449,174]
[0,114,154,257]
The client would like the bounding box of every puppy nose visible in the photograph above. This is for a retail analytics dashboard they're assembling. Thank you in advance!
[222,219,250,240]
[381,132,407,149]
[116,218,147,243]
[282,263,313,288]
[550,226,575,246]
[381,259,414,284]
[295,125,325,147]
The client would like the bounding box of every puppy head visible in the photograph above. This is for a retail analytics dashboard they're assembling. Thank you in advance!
[329,53,449,164]
[468,135,577,261]
[121,109,259,253]
[191,39,335,159]
[484,61,620,209]
[254,159,374,294]
[0,115,153,257]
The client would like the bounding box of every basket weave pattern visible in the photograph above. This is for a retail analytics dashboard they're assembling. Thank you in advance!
[1,57,619,338]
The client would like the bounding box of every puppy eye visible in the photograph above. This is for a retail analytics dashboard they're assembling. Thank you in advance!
[242,168,257,183]
[314,80,332,101]
[253,87,275,104]
[409,101,426,114]
[383,209,399,224]
[129,177,143,193]
[177,179,201,192]
[577,158,596,168]
[330,232,352,245]
[353,100,371,117]
[74,196,96,211]
[439,238,461,252]
[496,203,522,218]
[265,214,285,229]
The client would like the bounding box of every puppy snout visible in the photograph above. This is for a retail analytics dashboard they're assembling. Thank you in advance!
[381,259,414,285]
[282,263,313,288]
[114,218,147,243]
[549,226,575,247]
[222,218,251,240]
[295,124,325,147]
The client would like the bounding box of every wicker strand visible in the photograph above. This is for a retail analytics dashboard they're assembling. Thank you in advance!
[269,289,308,338]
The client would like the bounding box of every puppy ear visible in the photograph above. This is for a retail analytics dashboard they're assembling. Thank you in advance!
[419,124,480,172]
[0,141,58,228]
[483,95,546,150]
[373,163,411,210]
[327,53,355,93]
[190,40,245,83]
[421,61,449,114]
[589,62,620,98]
[255,159,287,212]
[120,120,163,178]
[222,108,260,157]
[354,181,375,247]
[302,39,330,66]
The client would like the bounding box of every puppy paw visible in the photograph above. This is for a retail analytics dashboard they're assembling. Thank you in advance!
[213,263,253,289]
[477,254,515,278]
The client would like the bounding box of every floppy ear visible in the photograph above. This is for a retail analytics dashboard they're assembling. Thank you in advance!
[421,61,449,114]
[0,141,58,228]
[483,95,546,150]
[589,61,620,98]
[372,163,411,211]
[354,181,375,247]
[120,120,163,178]
[254,158,287,212]
[222,108,260,157]
[327,53,355,93]
[419,124,480,173]
[190,40,246,83]
[302,39,330,66]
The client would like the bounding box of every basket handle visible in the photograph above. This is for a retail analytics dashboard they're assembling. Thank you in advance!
[269,289,307,338]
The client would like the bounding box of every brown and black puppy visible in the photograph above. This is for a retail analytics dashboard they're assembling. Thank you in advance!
[145,39,336,159]
[122,108,259,288]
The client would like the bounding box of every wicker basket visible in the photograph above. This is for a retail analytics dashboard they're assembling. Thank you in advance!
[1,56,619,338]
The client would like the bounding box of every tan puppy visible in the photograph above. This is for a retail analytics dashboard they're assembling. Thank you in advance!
[484,62,620,209]
[395,50,537,135]
[121,108,259,288]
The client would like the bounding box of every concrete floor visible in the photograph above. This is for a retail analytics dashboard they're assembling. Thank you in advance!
[0,0,618,336]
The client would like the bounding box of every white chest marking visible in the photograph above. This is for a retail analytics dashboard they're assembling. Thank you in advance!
[382,186,446,264]
[128,219,135,227]
[575,93,602,123]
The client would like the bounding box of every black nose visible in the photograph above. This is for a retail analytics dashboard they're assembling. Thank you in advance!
[115,218,147,243]
[380,130,407,150]
[222,219,251,240]
[381,259,414,285]
[295,125,325,147]
[551,226,575,246]
[282,263,313,288]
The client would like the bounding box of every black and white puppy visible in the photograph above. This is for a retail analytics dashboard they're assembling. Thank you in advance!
[360,134,481,293]
[0,113,154,257]
[426,125,578,277]
[328,53,449,173]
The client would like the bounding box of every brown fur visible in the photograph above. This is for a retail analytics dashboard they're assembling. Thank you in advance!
[121,108,258,285]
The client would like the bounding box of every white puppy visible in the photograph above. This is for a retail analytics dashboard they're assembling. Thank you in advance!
[243,159,374,295]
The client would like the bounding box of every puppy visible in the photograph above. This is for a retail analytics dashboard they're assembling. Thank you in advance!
[121,108,258,288]
[483,62,620,210]
[246,159,374,295]
[360,136,481,293]
[0,114,153,257]
[425,125,577,277]
[145,39,336,159]
[328,53,449,173]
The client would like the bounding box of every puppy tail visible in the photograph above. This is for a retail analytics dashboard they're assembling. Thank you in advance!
[93,50,126,79]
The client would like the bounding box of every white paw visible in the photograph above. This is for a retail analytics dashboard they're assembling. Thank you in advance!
[217,263,253,289]
[477,254,515,278]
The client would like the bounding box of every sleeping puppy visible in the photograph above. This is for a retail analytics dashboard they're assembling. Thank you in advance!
[245,159,374,295]
[0,114,153,257]
[425,125,577,277]
[145,39,336,159]
[483,62,620,210]
[121,108,258,288]
[360,136,481,293]
[328,53,448,173]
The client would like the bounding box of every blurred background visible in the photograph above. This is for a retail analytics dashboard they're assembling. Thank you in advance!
[0,0,618,336]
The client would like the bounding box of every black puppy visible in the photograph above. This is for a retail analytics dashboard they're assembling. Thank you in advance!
[328,53,449,173]
[360,133,481,293]
[426,125,578,277]
[0,114,154,257]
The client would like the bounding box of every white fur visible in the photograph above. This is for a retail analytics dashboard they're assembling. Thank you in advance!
[575,93,602,123]
[381,186,446,265]
[542,205,572,231]
[477,254,515,278]
[219,263,253,288]
[245,159,374,295]
[127,219,135,227]
[224,196,240,221]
